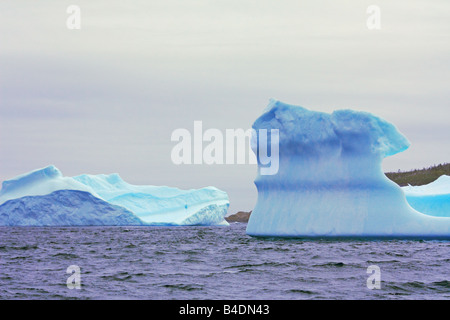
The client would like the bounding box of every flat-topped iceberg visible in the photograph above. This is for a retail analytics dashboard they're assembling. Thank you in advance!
[0,166,229,226]
[246,100,450,238]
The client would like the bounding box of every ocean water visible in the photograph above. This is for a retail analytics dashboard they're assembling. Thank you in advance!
[0,223,449,300]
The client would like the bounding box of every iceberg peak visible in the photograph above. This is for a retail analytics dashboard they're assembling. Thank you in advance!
[1,165,62,194]
[254,100,410,159]
[0,165,99,205]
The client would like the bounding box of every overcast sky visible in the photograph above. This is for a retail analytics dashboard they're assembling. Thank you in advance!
[1,1,449,212]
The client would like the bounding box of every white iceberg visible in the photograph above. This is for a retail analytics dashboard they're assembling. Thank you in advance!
[246,100,450,238]
[0,166,229,226]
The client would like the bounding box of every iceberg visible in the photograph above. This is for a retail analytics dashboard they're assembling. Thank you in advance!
[0,166,229,226]
[246,100,450,238]
[402,175,450,218]
[0,190,144,226]
[72,173,229,225]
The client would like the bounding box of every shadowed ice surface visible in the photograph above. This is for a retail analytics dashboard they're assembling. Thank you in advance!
[0,224,449,300]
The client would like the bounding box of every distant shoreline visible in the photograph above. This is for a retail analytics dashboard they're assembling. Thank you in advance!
[227,163,450,223]
[385,163,449,186]
[225,211,251,223]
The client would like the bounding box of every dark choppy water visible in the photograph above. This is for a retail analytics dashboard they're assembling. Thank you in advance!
[0,223,449,299]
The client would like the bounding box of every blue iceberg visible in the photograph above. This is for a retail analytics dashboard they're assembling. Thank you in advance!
[0,190,144,226]
[246,100,450,238]
[403,175,450,218]
[0,166,229,226]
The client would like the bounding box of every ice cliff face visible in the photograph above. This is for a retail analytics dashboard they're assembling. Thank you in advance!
[0,166,229,226]
[246,100,450,238]
[0,190,144,226]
